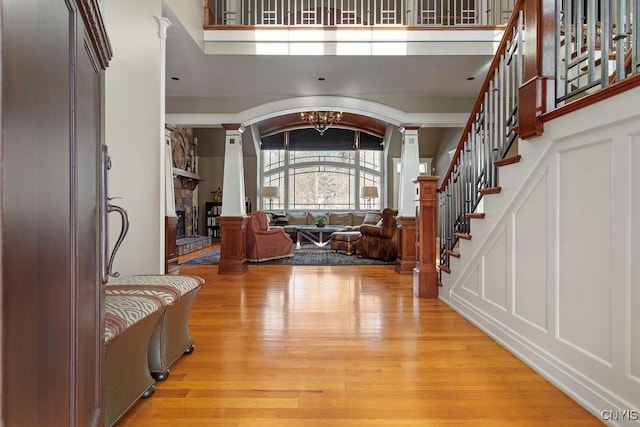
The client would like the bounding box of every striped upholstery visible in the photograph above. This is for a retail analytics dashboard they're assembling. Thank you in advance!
[104,294,166,343]
[105,286,179,306]
[108,274,204,297]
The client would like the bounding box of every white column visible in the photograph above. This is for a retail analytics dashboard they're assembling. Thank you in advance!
[157,16,172,268]
[397,126,421,217]
[221,124,246,217]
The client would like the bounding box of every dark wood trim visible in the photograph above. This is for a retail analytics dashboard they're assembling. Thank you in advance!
[395,216,416,274]
[495,155,521,167]
[165,217,179,275]
[218,216,248,274]
[413,177,439,298]
[466,212,486,219]
[518,76,547,138]
[76,0,112,69]
[204,24,506,31]
[479,187,501,195]
[221,123,242,131]
[541,74,640,123]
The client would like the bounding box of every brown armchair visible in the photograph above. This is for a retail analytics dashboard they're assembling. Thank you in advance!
[245,211,294,262]
[356,207,399,261]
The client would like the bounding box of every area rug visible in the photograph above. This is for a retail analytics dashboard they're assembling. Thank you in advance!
[183,246,395,266]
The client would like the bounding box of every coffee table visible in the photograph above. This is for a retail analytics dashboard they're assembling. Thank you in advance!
[295,225,346,249]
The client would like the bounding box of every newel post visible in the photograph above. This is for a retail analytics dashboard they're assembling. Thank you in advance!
[413,176,439,298]
[518,0,555,138]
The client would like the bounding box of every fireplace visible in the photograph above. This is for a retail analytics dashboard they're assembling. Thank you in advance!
[176,208,186,239]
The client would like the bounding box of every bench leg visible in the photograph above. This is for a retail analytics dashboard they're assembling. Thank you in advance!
[141,385,156,399]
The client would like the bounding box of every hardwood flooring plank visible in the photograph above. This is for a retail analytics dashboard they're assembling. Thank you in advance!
[117,263,601,426]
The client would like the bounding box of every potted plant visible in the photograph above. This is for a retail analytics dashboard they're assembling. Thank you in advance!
[315,216,326,227]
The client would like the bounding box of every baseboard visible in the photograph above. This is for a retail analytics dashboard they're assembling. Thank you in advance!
[439,293,633,426]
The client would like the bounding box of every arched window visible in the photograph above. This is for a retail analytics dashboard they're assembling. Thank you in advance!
[261,129,383,211]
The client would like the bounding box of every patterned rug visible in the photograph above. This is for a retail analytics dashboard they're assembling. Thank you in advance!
[183,246,396,266]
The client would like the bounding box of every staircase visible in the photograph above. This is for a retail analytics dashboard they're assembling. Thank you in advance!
[435,0,640,422]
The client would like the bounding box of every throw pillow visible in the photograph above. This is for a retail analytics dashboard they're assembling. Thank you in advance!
[363,212,382,225]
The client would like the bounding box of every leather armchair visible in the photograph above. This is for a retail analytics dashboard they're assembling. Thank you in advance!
[356,207,398,261]
[245,211,294,262]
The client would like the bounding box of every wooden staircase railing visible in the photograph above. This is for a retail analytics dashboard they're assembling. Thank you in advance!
[437,0,525,279]
[437,0,640,282]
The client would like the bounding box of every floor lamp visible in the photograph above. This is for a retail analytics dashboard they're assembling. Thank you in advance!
[362,186,379,210]
[261,186,280,211]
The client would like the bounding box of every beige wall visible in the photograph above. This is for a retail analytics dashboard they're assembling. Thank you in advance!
[104,0,164,276]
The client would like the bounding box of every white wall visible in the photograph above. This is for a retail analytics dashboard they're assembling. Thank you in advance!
[440,87,640,425]
[104,0,164,275]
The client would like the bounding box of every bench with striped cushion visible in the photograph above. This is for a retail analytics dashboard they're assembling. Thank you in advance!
[104,293,167,426]
[107,274,204,380]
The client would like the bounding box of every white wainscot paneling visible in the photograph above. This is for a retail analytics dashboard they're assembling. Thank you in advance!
[482,226,508,310]
[513,170,548,331]
[557,140,613,364]
[631,136,640,380]
[461,263,480,296]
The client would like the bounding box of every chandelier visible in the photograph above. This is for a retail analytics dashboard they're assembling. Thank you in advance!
[300,111,344,135]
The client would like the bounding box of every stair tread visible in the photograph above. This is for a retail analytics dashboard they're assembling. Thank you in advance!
[480,187,502,195]
[495,155,522,167]
[446,249,461,258]
[466,212,486,219]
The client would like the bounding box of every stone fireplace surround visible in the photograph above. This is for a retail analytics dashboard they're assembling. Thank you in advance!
[174,183,211,256]
[169,125,211,257]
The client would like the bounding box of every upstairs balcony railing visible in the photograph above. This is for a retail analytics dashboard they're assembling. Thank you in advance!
[205,0,516,27]
[438,0,640,278]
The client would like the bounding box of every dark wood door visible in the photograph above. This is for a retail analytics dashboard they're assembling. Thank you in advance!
[1,0,111,425]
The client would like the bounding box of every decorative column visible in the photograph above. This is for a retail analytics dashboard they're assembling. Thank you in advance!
[218,123,248,274]
[413,176,439,298]
[395,126,420,274]
[158,16,172,272]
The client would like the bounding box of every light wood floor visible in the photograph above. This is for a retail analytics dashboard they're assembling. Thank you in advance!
[118,260,601,426]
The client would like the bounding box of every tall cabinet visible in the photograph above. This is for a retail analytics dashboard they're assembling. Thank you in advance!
[1,1,111,425]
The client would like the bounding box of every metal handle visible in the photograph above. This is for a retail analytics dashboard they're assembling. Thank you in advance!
[100,145,110,284]
[107,203,129,278]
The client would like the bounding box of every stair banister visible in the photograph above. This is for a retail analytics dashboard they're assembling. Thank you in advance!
[437,0,527,278]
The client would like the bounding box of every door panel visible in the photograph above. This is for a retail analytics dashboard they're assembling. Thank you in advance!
[2,0,106,425]
[3,0,74,423]
[75,34,103,425]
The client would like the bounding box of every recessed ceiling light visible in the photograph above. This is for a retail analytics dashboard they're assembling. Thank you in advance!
[171,76,180,81]
[318,77,325,81]
[466,76,475,81]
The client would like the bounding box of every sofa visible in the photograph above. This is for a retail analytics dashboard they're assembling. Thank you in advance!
[266,210,382,239]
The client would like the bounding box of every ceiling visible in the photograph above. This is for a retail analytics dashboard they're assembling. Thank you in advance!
[163,4,496,142]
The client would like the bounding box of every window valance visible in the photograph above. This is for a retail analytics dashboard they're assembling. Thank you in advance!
[261,128,383,151]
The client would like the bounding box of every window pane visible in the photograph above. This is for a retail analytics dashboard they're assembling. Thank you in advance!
[289,166,355,210]
[359,149,381,172]
[263,172,284,211]
[290,150,354,165]
[264,150,285,172]
[359,171,380,210]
